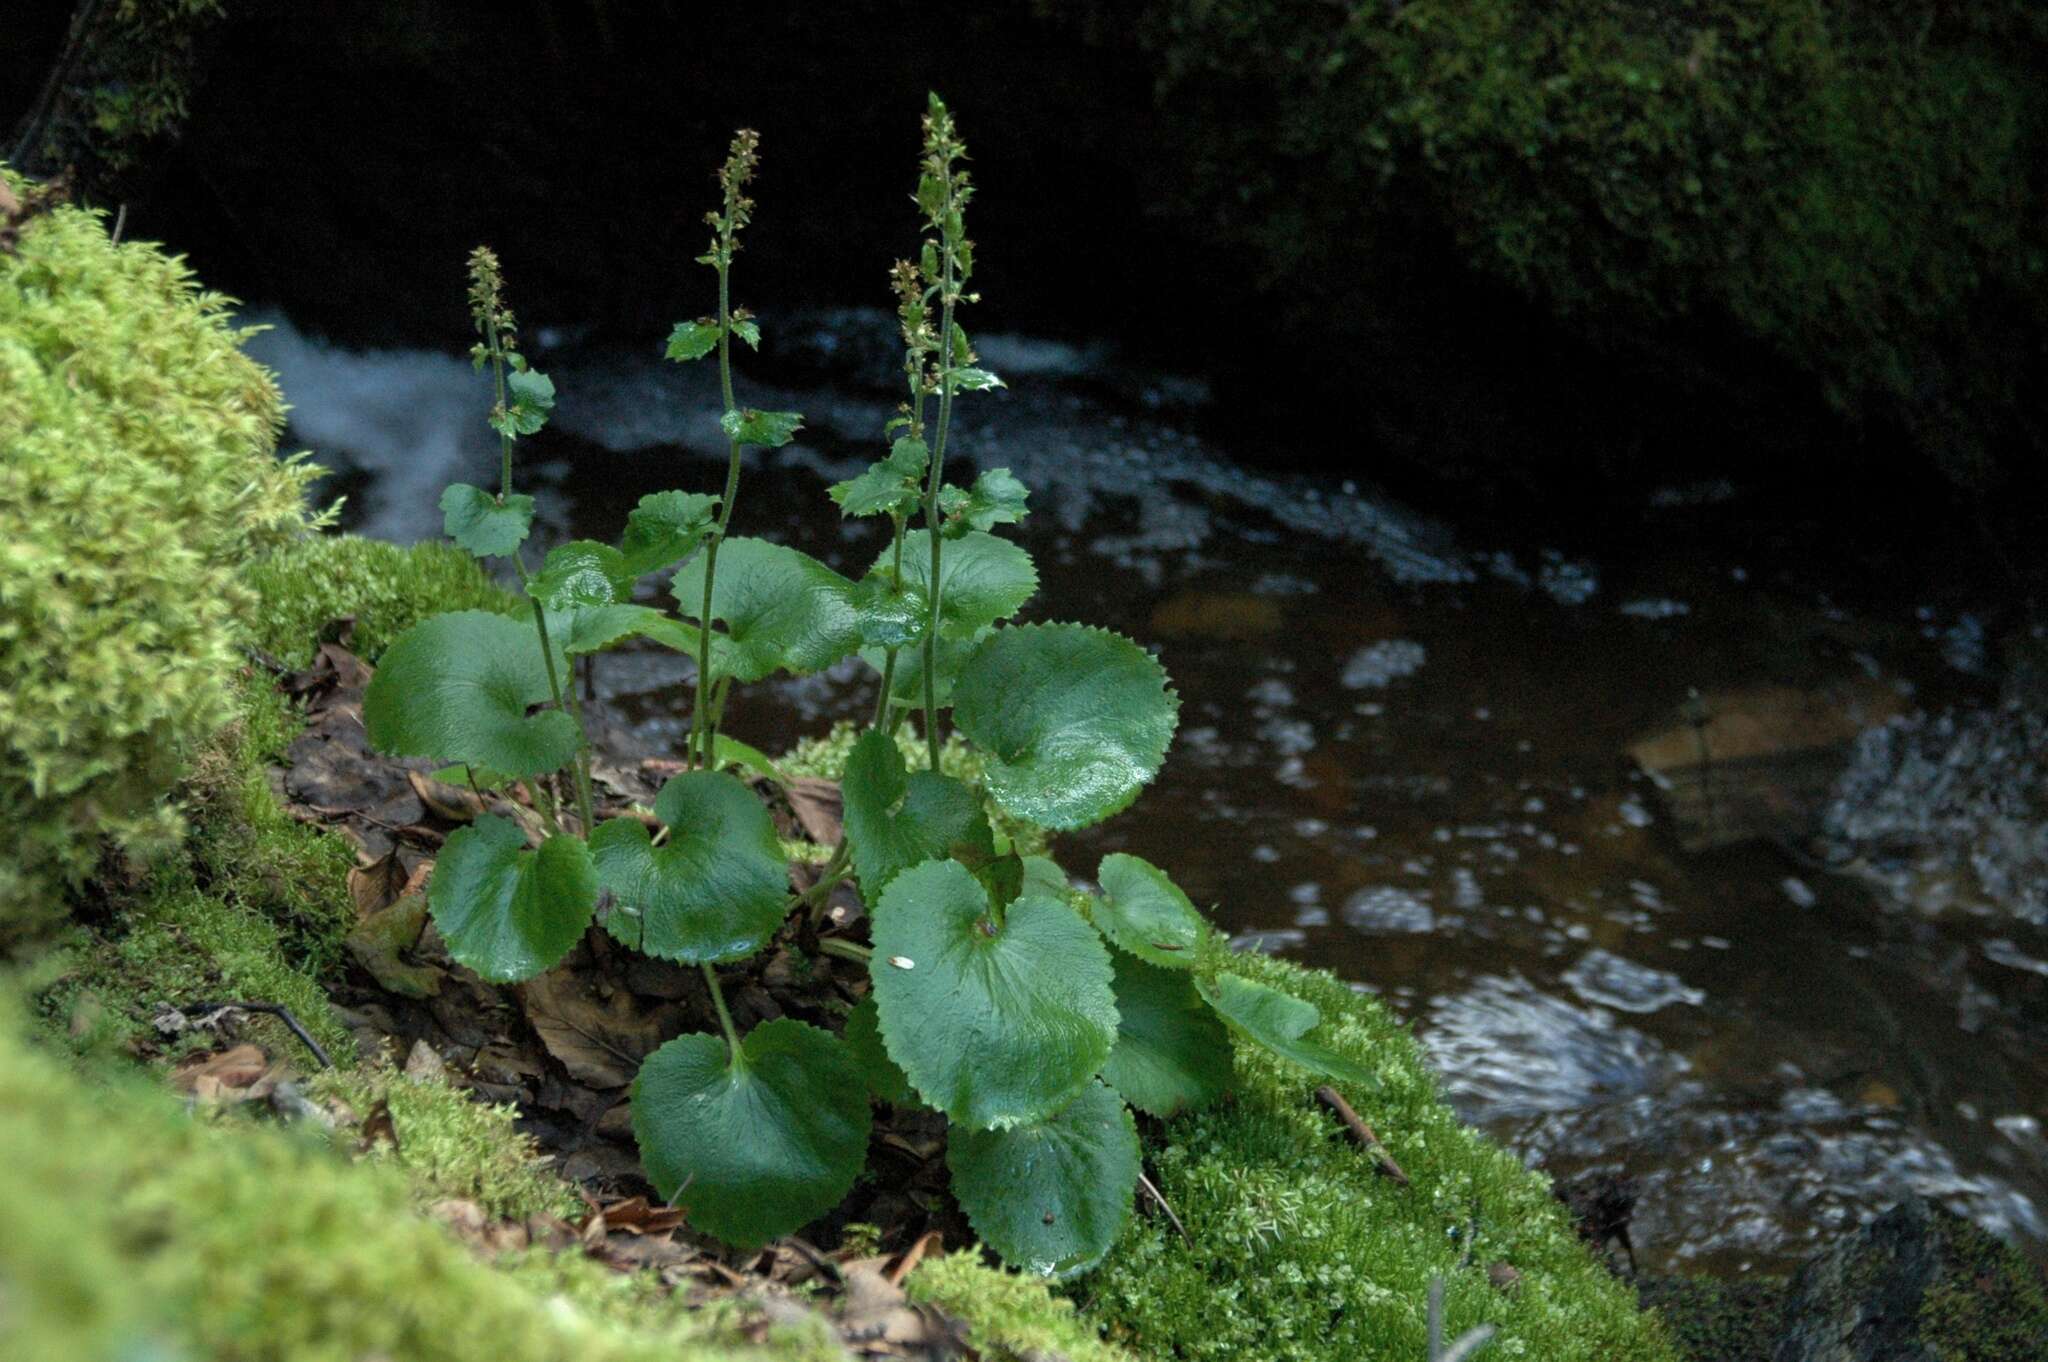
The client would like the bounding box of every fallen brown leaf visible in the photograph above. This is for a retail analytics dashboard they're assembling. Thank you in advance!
[172,1044,276,1103]
[785,777,843,845]
[518,967,686,1091]
[348,850,409,918]
[886,1230,943,1288]
[345,892,443,998]
[582,1195,685,1237]
[358,1098,399,1153]
[408,768,487,823]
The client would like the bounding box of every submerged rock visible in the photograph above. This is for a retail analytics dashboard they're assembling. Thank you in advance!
[1630,679,1909,851]
[1822,702,2048,926]
[1771,1197,2048,1362]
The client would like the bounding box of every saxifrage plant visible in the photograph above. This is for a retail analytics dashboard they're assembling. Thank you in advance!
[361,95,1379,1277]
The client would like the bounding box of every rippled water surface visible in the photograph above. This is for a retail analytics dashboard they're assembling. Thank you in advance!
[249,310,2048,1275]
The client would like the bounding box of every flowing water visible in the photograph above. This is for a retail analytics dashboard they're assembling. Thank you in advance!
[246,309,2048,1277]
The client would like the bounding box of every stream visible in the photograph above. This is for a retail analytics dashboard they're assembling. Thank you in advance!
[245,307,2048,1278]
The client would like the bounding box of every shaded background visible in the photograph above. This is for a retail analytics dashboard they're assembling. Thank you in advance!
[9,0,2045,544]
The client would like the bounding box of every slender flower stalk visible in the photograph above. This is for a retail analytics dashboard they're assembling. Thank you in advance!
[915,95,976,769]
[689,130,762,769]
[467,248,596,836]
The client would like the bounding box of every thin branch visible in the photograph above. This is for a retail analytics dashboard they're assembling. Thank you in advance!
[187,1001,334,1070]
[1137,1170,1193,1248]
[1314,1084,1410,1186]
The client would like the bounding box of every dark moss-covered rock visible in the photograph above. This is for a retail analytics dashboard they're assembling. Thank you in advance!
[1639,1273,1790,1362]
[1108,0,2048,488]
[1772,1197,2048,1362]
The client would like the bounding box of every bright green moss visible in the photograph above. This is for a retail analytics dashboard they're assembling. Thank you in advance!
[37,674,357,1064]
[780,720,1048,856]
[243,533,521,667]
[314,1064,581,1222]
[0,170,321,944]
[1082,950,1675,1361]
[0,994,828,1362]
[909,1251,1131,1361]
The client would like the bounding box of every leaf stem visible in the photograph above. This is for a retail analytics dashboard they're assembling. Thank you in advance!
[816,938,872,964]
[871,648,899,729]
[702,962,742,1060]
[523,590,596,836]
[519,778,559,836]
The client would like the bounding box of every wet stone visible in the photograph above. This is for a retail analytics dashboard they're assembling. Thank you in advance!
[1342,886,1435,935]
[1563,949,1704,1014]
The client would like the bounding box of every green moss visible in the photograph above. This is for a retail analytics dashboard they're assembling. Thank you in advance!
[909,1251,1130,1361]
[243,532,521,668]
[37,672,357,1064]
[314,1064,581,1221]
[0,994,829,1362]
[0,171,322,942]
[1081,950,1675,1361]
[1637,1274,1788,1362]
[1919,1214,2048,1361]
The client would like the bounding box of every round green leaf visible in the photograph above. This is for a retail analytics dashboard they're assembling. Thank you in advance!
[879,530,1038,640]
[664,320,720,362]
[952,467,1029,534]
[590,771,788,963]
[720,407,804,448]
[709,733,787,785]
[947,1080,1138,1279]
[632,1019,871,1248]
[1095,853,1209,968]
[829,444,923,519]
[672,537,859,682]
[952,623,1179,830]
[870,860,1117,1129]
[841,728,992,903]
[844,994,915,1106]
[530,540,633,610]
[618,490,718,578]
[1101,951,1233,1118]
[439,483,534,558]
[363,611,579,778]
[428,815,597,982]
[851,569,927,649]
[1195,972,1381,1091]
[1020,854,1070,901]
[547,603,673,657]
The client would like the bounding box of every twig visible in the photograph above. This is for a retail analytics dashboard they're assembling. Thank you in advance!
[109,201,126,244]
[188,1001,334,1070]
[302,802,414,835]
[1314,1084,1410,1186]
[1137,1170,1193,1248]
